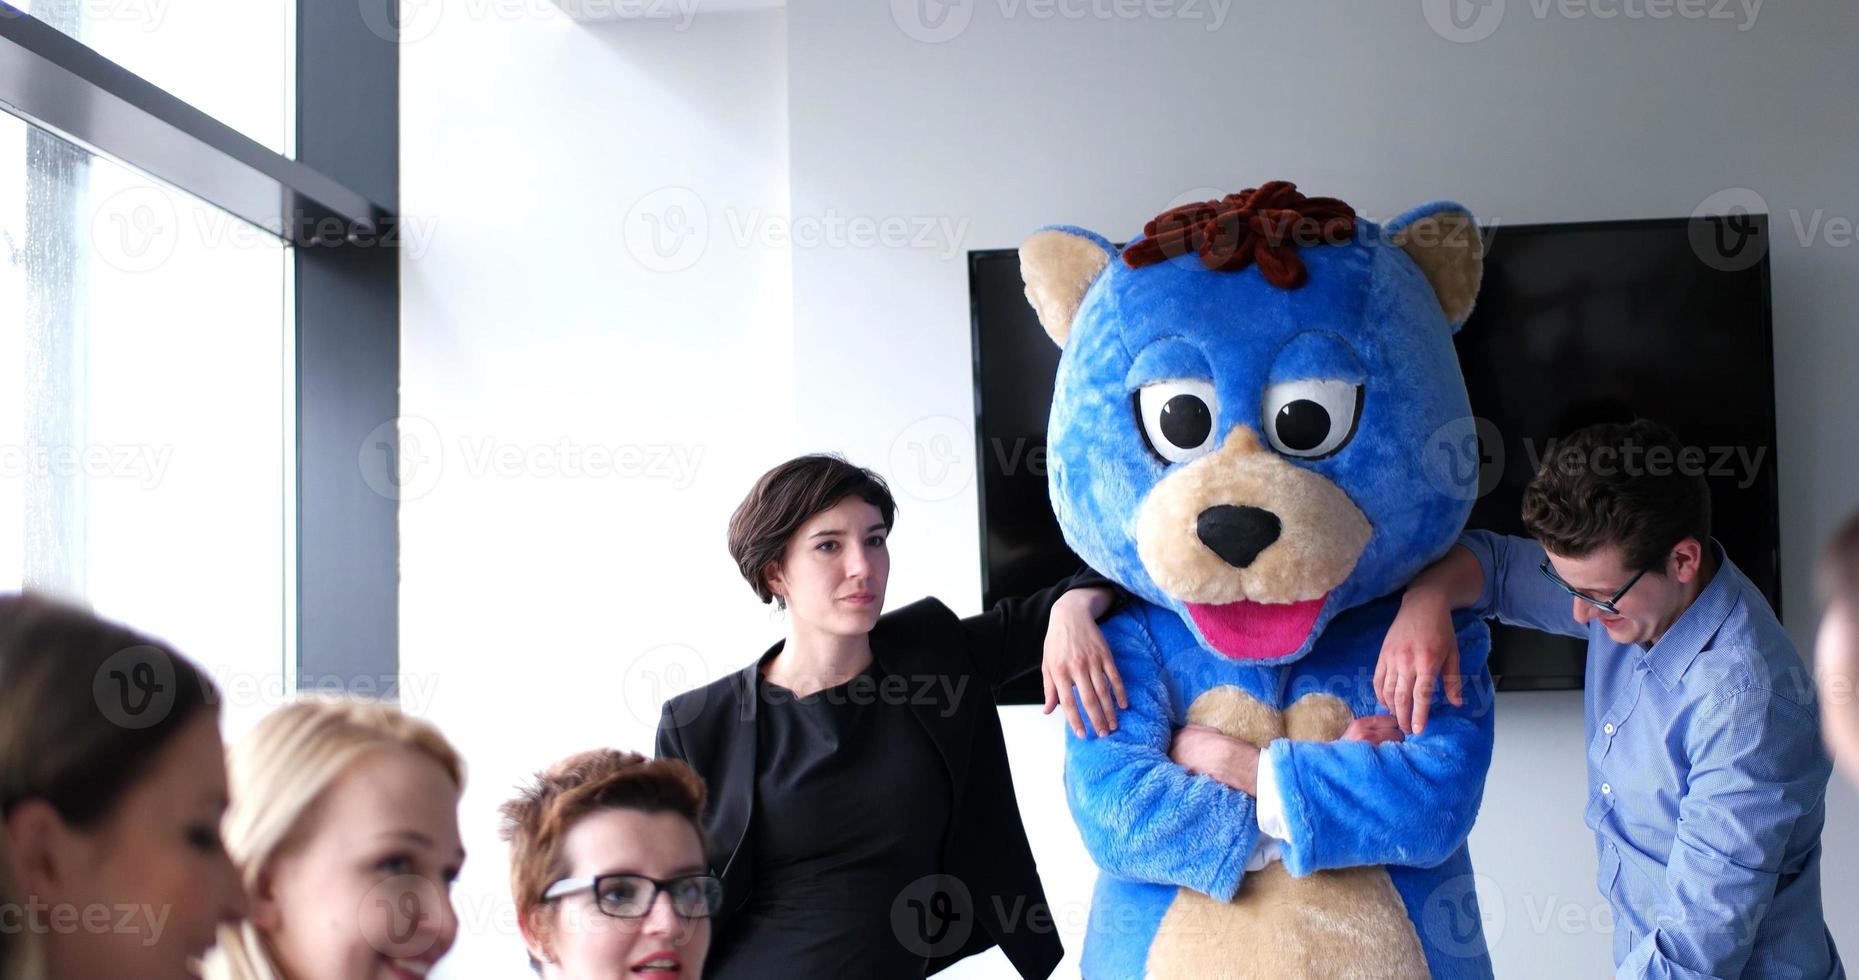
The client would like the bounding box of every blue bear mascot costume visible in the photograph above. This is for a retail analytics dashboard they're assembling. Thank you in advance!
[1018,182,1497,979]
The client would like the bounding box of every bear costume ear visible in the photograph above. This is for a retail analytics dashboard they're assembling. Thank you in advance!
[1386,203,1483,332]
[1019,226,1116,347]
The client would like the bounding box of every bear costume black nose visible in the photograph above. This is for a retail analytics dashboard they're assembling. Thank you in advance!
[1196,505,1282,569]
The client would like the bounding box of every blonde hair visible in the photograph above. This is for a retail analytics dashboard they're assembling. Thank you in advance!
[203,697,465,980]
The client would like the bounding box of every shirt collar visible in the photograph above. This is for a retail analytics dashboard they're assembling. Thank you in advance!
[1641,539,1739,690]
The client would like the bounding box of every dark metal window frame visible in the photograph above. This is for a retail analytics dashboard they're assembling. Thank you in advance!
[0,1,400,692]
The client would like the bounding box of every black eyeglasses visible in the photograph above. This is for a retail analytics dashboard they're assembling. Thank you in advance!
[542,873,723,920]
[1537,557,1656,615]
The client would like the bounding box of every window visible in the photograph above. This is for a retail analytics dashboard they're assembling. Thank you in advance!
[2,1,398,726]
[8,0,295,154]
[0,110,292,738]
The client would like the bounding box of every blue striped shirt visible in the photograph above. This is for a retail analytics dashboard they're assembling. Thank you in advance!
[1461,531,1842,980]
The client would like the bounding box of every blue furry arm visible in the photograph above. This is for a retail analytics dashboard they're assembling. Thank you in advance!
[1268,618,1496,876]
[1062,610,1260,901]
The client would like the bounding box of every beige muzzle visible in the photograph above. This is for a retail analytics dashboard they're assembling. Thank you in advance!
[1135,427,1371,605]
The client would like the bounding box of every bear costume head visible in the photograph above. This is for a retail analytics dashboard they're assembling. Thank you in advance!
[1021,182,1484,665]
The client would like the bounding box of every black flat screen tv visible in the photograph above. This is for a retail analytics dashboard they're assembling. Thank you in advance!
[970,215,1778,701]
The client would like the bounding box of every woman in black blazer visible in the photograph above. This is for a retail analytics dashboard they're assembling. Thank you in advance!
[656,454,1125,979]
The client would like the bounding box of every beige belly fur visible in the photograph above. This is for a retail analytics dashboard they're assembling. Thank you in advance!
[1143,687,1429,980]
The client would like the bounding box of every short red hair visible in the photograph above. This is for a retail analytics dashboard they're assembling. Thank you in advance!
[498,750,708,964]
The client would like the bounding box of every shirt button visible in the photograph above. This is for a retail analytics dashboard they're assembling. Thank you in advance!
[1603,723,1616,735]
[1601,783,1612,795]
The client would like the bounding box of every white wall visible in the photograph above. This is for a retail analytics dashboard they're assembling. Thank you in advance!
[402,1,1859,976]
[398,4,794,974]
[781,1,1859,975]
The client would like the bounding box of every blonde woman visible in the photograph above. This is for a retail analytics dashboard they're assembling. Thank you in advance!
[204,697,467,980]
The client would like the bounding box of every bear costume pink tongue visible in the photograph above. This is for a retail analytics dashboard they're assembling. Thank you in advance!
[1185,594,1327,660]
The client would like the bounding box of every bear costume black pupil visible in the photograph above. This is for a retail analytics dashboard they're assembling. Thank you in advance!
[1276,400,1331,451]
[1160,395,1212,448]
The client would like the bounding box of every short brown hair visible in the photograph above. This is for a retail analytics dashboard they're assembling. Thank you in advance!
[499,750,708,967]
[1521,419,1712,572]
[0,594,220,828]
[1818,507,1859,608]
[727,454,896,608]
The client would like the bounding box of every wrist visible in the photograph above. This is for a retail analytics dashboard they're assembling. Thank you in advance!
[1220,739,1261,792]
[1399,583,1452,616]
[1059,586,1112,619]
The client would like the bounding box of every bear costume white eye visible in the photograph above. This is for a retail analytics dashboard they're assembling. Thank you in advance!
[1136,380,1218,464]
[1262,379,1362,459]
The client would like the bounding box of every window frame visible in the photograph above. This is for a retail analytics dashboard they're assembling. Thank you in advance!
[0,0,400,693]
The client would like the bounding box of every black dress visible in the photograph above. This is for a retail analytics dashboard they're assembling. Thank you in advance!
[703,661,952,978]
[657,567,1121,979]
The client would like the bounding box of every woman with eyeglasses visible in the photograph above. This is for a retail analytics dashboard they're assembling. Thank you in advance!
[656,454,1126,979]
[500,749,718,979]
[203,697,468,980]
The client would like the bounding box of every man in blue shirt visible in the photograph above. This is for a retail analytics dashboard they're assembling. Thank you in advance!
[1375,419,1842,979]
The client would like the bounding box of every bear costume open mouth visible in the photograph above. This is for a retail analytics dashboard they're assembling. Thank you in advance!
[1185,594,1328,660]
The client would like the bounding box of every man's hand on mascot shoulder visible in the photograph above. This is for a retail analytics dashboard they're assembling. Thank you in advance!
[1375,587,1463,736]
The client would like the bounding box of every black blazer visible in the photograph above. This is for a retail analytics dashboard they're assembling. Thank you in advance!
[655,571,1117,979]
